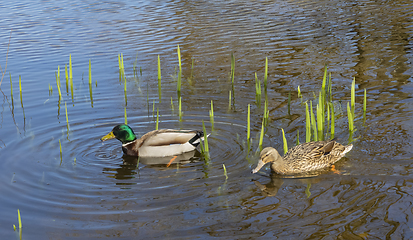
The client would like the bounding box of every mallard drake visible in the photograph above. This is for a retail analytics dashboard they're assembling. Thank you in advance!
[101,124,206,157]
[252,140,353,175]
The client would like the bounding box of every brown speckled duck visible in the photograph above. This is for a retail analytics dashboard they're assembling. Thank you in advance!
[101,124,206,157]
[252,140,353,175]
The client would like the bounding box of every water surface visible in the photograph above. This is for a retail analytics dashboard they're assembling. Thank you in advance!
[1,0,413,239]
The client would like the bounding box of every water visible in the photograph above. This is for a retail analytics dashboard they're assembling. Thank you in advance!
[1,0,413,239]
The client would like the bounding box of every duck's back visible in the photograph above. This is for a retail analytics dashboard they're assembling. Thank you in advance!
[281,140,349,173]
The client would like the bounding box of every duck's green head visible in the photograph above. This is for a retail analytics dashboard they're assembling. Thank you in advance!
[101,124,137,144]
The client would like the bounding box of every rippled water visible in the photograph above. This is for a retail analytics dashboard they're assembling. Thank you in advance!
[1,0,413,239]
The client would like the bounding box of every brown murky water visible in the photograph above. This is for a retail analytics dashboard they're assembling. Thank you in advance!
[1,0,413,239]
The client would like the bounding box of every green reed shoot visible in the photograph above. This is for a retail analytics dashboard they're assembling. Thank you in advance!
[322,64,327,108]
[223,164,228,180]
[247,104,251,142]
[351,77,355,117]
[318,92,324,128]
[310,101,317,141]
[59,139,62,162]
[296,130,300,145]
[152,100,155,118]
[18,209,22,229]
[298,85,302,98]
[264,57,268,92]
[305,183,311,198]
[65,64,69,93]
[55,68,62,100]
[328,72,332,102]
[69,55,73,100]
[124,107,127,124]
[156,108,159,130]
[88,59,92,86]
[263,99,269,126]
[158,55,161,102]
[330,102,335,139]
[258,118,265,151]
[255,72,261,104]
[48,84,52,95]
[74,158,76,164]
[178,96,182,121]
[347,102,354,133]
[170,97,174,111]
[305,102,311,142]
[316,104,323,141]
[18,75,23,106]
[282,128,288,154]
[65,102,69,131]
[202,120,209,153]
[177,44,182,73]
[209,100,214,131]
[363,88,366,123]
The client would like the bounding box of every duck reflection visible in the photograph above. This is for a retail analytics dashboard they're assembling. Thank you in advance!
[253,172,325,197]
[102,150,202,181]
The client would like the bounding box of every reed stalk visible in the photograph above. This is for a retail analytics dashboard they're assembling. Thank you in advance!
[351,77,355,117]
[255,72,261,104]
[247,104,250,142]
[178,96,182,121]
[65,64,68,93]
[124,107,127,124]
[223,164,228,179]
[209,100,214,131]
[282,128,288,154]
[19,75,23,105]
[158,55,161,102]
[316,103,323,141]
[305,101,311,142]
[258,118,265,151]
[177,45,182,73]
[69,55,73,100]
[264,57,268,92]
[18,209,22,229]
[296,130,300,145]
[202,120,209,153]
[310,101,317,141]
[65,102,69,131]
[170,97,174,111]
[298,85,302,98]
[322,65,327,108]
[152,100,155,118]
[56,70,62,100]
[330,102,335,139]
[156,108,159,130]
[347,102,354,133]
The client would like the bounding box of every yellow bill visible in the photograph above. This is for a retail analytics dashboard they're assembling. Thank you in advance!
[101,131,115,141]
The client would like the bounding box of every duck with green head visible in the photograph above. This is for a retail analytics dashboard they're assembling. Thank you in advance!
[252,139,353,175]
[101,124,206,158]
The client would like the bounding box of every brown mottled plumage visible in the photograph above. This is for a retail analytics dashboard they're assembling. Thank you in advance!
[252,140,353,175]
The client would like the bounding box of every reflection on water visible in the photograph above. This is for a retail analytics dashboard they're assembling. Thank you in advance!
[0,0,413,239]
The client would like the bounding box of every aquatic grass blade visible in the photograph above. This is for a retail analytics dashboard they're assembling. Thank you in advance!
[305,102,311,142]
[223,164,228,180]
[363,88,367,123]
[347,102,354,133]
[124,107,127,125]
[310,101,317,141]
[351,77,355,117]
[264,57,268,92]
[296,129,300,146]
[247,104,250,142]
[65,102,69,131]
[156,108,159,130]
[258,118,265,151]
[209,100,214,131]
[282,128,288,154]
[17,209,22,229]
[330,102,335,139]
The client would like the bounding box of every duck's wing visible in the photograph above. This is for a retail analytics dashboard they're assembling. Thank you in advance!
[138,129,202,147]
[284,140,335,162]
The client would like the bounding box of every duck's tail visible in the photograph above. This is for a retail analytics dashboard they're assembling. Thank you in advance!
[188,131,209,147]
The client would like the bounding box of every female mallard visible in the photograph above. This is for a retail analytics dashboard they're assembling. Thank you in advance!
[101,124,206,157]
[252,140,353,175]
